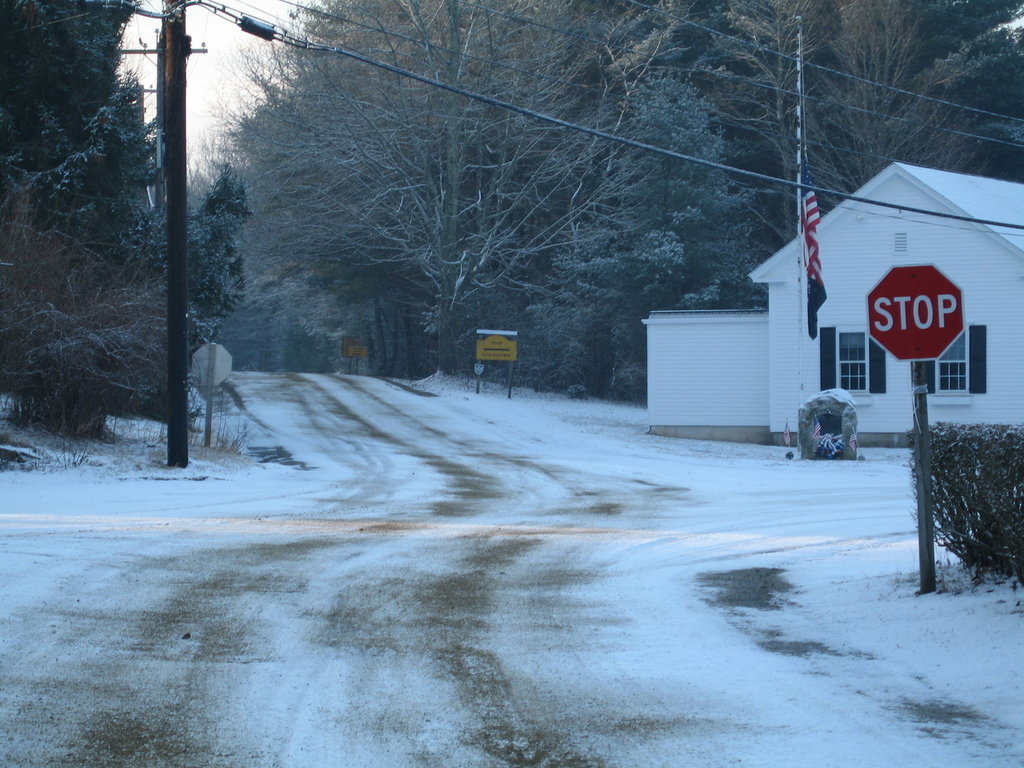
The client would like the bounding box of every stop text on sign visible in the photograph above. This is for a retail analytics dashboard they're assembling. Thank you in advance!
[871,293,959,332]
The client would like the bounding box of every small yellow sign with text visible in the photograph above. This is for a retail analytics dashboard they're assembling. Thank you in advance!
[476,335,518,361]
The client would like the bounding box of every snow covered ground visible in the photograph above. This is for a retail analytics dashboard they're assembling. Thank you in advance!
[1,372,1021,767]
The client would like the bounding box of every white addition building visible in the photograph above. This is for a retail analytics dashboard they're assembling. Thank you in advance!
[644,162,1024,447]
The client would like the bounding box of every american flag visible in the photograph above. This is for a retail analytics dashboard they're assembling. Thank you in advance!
[849,431,858,456]
[783,421,792,446]
[813,416,821,439]
[802,161,827,339]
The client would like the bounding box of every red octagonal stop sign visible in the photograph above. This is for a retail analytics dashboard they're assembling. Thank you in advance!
[867,265,964,360]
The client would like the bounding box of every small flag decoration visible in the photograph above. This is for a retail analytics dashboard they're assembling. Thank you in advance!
[813,415,821,439]
[849,431,858,457]
[783,421,792,447]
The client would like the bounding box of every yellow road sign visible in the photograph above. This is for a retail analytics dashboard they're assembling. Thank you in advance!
[476,335,518,361]
[342,336,368,358]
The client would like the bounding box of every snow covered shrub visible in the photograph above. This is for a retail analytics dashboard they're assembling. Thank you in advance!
[566,384,588,400]
[0,197,164,437]
[924,423,1024,580]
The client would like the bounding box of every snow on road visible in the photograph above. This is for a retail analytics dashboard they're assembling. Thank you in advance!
[1,372,1021,767]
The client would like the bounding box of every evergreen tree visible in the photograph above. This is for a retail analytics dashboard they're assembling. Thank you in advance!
[524,75,759,399]
[0,0,156,261]
[189,166,251,342]
[0,0,163,435]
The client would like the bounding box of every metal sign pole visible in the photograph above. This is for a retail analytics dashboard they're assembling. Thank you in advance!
[203,345,216,447]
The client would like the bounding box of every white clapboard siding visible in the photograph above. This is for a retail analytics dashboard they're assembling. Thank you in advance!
[644,311,768,439]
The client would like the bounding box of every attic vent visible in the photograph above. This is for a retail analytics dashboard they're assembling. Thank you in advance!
[894,232,908,253]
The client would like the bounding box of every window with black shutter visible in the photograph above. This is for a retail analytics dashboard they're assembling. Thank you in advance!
[821,327,883,392]
[820,327,836,390]
[868,340,886,393]
[924,325,985,394]
[968,325,986,394]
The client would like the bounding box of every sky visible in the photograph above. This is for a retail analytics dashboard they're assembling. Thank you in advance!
[124,0,295,151]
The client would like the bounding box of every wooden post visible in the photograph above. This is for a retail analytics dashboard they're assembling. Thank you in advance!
[164,6,190,467]
[912,360,936,594]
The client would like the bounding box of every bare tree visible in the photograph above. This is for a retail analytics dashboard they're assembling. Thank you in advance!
[698,0,974,243]
[809,0,971,190]
[0,190,164,436]
[232,0,639,372]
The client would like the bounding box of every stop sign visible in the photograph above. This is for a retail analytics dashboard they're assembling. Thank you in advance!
[867,265,964,360]
[191,343,232,387]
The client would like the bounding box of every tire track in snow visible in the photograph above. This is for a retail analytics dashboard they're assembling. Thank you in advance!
[313,374,694,524]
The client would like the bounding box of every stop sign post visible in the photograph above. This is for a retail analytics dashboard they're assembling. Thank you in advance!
[867,265,965,595]
[191,344,233,448]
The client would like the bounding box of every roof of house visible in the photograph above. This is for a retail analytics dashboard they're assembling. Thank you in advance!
[897,163,1024,244]
[750,163,1024,283]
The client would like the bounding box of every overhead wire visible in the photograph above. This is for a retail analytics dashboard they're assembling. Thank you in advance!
[197,0,1024,234]
[621,0,1024,131]
[261,0,923,172]
[254,0,1024,157]
[250,0,603,96]
[252,0,1024,153]
[692,65,1024,151]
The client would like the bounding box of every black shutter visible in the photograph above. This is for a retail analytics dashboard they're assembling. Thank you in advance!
[868,339,886,393]
[820,327,836,390]
[969,325,987,394]
[925,361,936,394]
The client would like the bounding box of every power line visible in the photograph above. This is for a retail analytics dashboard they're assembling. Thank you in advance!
[709,114,910,168]
[270,0,921,170]
[622,0,1024,130]
[842,202,1024,240]
[248,0,1024,154]
[205,0,1024,234]
[448,0,1024,151]
[245,0,602,97]
[695,65,1024,151]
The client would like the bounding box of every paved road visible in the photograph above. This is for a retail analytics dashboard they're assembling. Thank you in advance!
[0,373,1018,767]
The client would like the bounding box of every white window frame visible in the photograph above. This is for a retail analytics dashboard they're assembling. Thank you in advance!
[938,332,968,393]
[837,331,868,392]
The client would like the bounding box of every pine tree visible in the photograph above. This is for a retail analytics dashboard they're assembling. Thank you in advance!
[0,0,155,261]
[0,0,163,435]
[189,166,251,342]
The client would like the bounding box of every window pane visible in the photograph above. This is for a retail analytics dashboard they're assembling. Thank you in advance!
[938,333,967,392]
[939,362,967,391]
[839,333,865,361]
[940,333,966,362]
[838,332,866,391]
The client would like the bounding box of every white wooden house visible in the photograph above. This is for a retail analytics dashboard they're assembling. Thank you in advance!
[645,163,1024,446]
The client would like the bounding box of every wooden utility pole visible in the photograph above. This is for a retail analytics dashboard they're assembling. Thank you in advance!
[163,3,190,467]
[912,361,937,594]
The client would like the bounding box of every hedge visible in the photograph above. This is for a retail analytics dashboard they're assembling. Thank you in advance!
[921,423,1024,581]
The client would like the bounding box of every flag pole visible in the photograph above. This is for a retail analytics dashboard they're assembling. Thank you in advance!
[796,16,805,244]
[795,16,806,449]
